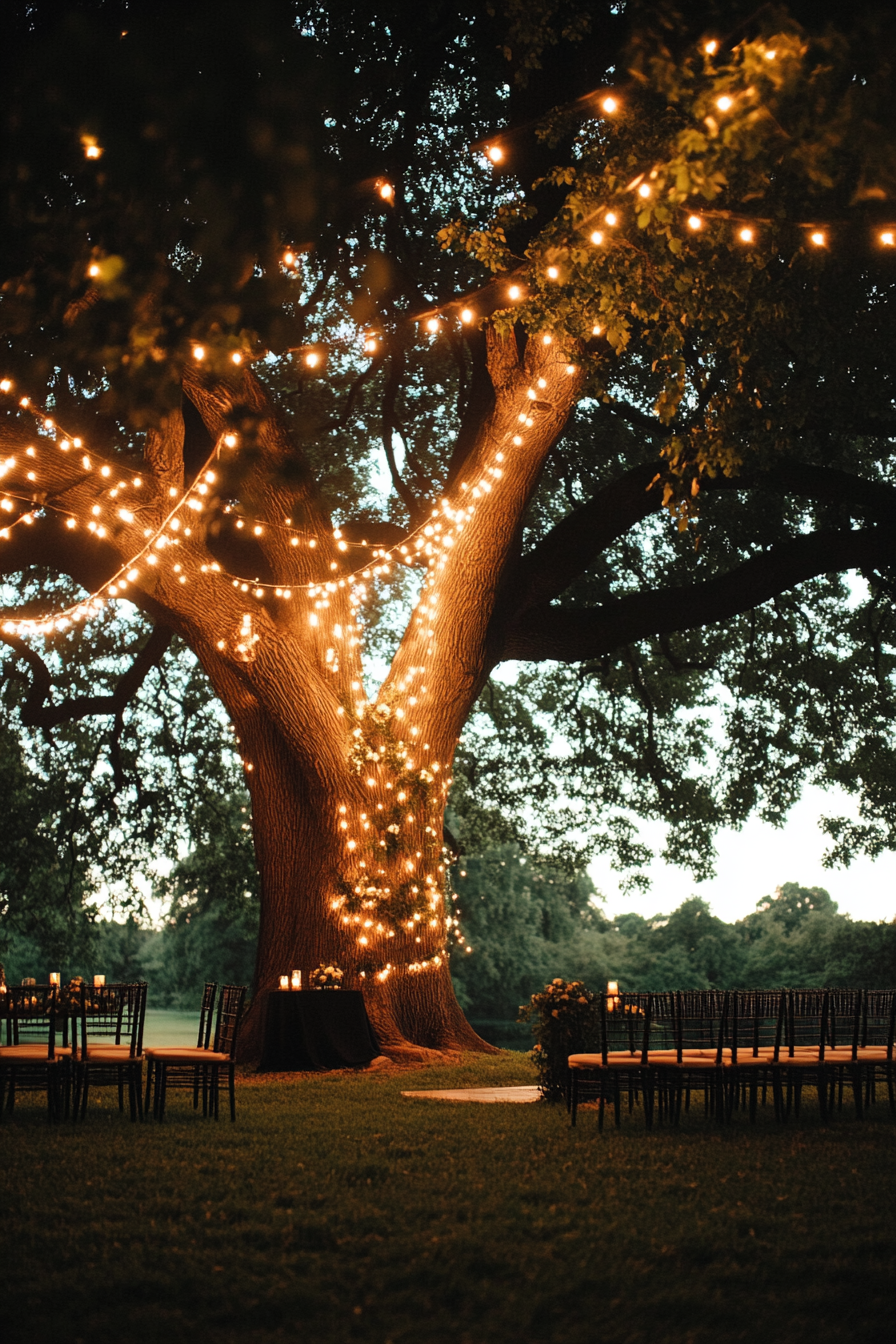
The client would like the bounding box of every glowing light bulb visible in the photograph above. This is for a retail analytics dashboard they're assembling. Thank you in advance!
[716,95,733,112]
[764,49,776,60]
[231,352,243,365]
[546,265,559,279]
[591,324,602,336]
[364,337,378,353]
[486,145,503,164]
[704,40,719,55]
[378,181,394,201]
[508,285,521,300]
[738,227,754,243]
[460,308,474,324]
[305,352,320,368]
[601,96,618,114]
[425,318,440,333]
[637,183,651,199]
[283,251,296,267]
[809,231,825,247]
[87,263,101,278]
[688,214,703,231]
[590,230,604,245]
[605,212,618,226]
[192,345,205,361]
[881,231,895,246]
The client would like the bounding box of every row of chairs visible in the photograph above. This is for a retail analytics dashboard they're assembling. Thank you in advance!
[0,980,246,1122]
[567,988,896,1129]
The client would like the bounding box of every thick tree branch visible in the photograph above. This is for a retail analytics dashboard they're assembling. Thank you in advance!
[501,526,896,662]
[506,459,664,615]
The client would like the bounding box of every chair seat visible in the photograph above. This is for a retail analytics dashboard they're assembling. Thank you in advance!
[0,1045,71,1060]
[83,1048,143,1064]
[568,1052,644,1069]
[85,1042,133,1056]
[145,1048,231,1062]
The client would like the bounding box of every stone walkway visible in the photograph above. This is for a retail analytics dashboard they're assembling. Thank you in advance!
[401,1085,541,1104]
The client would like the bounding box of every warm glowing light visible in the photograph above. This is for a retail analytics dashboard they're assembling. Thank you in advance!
[590,230,604,245]
[192,345,205,361]
[364,337,378,354]
[704,40,719,55]
[765,49,776,61]
[305,352,320,368]
[231,352,243,365]
[881,231,896,246]
[716,95,733,112]
[687,214,702,231]
[425,318,440,333]
[81,136,103,160]
[738,227,754,243]
[637,183,651,199]
[282,251,296,267]
[546,266,559,279]
[508,285,521,300]
[605,212,618,226]
[592,324,602,336]
[87,263,101,278]
[378,181,394,201]
[809,231,825,247]
[601,96,618,114]
[460,308,474,324]
[486,145,504,164]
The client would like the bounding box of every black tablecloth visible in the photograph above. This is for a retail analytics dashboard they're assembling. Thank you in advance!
[258,990,381,1071]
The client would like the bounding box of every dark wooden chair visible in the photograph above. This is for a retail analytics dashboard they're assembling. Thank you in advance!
[0,985,71,1121]
[72,982,147,1121]
[145,984,246,1122]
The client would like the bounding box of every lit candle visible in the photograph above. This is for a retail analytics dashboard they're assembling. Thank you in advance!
[607,981,619,996]
[49,972,60,986]
[279,975,289,990]
[291,970,302,991]
[94,974,105,987]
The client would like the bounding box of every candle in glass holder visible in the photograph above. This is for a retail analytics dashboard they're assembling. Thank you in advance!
[49,972,60,986]
[94,974,105,987]
[279,975,289,990]
[291,970,302,991]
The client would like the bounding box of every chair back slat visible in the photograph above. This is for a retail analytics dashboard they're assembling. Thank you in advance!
[198,981,218,1049]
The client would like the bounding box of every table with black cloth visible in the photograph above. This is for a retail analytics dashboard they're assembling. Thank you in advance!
[258,990,381,1071]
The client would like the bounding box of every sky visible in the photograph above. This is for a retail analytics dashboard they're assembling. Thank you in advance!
[590,781,896,926]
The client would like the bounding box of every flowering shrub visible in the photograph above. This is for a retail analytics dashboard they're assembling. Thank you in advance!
[518,978,599,1101]
[309,963,344,989]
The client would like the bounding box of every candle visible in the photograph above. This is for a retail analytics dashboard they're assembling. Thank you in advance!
[291,970,302,991]
[607,981,619,996]
[279,975,289,990]
[94,974,105,987]
[49,972,60,986]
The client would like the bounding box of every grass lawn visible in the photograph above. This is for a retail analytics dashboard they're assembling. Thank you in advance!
[2,1051,894,1344]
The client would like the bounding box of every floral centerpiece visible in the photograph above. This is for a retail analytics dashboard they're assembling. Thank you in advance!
[309,963,344,990]
[518,978,599,1102]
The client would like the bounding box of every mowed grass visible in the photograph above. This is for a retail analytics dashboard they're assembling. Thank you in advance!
[2,1052,895,1344]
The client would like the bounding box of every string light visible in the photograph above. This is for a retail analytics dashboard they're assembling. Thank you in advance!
[687,214,702,231]
[486,145,503,164]
[601,96,618,114]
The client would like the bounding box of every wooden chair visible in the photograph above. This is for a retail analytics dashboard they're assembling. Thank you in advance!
[72,982,147,1121]
[568,991,655,1129]
[145,984,245,1122]
[0,985,71,1121]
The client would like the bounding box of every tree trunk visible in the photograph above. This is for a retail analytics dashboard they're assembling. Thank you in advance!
[229,691,493,1063]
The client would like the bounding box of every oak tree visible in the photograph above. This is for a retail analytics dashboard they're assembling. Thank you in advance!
[2,1,895,1056]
